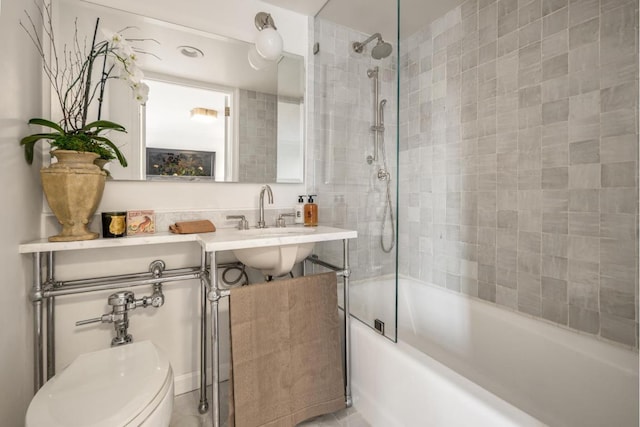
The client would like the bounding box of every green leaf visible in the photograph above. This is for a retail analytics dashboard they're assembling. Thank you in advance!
[92,135,128,167]
[82,120,126,134]
[19,133,59,146]
[19,133,59,165]
[23,141,35,164]
[28,118,65,134]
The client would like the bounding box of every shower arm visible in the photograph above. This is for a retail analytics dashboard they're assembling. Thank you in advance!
[353,33,382,53]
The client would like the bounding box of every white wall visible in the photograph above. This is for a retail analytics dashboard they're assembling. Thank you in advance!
[0,0,47,424]
[5,0,311,423]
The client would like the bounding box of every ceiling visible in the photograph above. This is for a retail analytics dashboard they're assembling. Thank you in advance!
[262,0,466,40]
[71,0,304,97]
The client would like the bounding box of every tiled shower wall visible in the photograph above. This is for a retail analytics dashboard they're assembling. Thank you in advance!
[308,18,398,281]
[399,0,638,347]
[238,89,277,182]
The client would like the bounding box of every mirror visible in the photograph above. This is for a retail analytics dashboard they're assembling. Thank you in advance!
[55,0,305,183]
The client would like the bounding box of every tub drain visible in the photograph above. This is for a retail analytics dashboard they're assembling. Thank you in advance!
[374,319,385,335]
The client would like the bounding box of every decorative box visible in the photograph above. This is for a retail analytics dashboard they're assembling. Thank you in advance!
[126,210,156,235]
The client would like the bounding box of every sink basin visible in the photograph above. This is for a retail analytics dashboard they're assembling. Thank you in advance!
[239,227,317,237]
[232,227,316,277]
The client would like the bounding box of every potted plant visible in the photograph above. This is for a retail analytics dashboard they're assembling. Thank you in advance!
[20,4,150,241]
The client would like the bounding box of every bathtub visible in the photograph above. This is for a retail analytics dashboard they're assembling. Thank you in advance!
[349,277,639,427]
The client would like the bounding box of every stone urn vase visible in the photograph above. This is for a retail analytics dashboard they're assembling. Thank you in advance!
[41,150,107,242]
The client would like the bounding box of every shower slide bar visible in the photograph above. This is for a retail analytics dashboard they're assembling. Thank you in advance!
[366,66,387,166]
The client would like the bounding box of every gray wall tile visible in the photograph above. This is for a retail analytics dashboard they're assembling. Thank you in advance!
[542,298,569,324]
[543,0,567,16]
[542,255,568,280]
[542,29,569,59]
[601,161,636,188]
[398,0,637,348]
[542,167,569,189]
[519,291,542,316]
[569,212,599,237]
[600,286,636,320]
[542,276,568,301]
[543,7,568,37]
[601,81,638,113]
[542,53,569,81]
[600,135,638,164]
[569,164,600,189]
[568,0,599,27]
[569,139,599,164]
[600,213,636,240]
[569,305,600,333]
[569,18,599,49]
[600,313,637,347]
[568,189,599,212]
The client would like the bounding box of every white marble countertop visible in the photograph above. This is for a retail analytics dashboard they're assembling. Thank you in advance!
[19,225,357,254]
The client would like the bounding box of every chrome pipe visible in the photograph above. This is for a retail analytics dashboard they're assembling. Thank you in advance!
[46,252,55,380]
[305,255,346,276]
[33,252,44,392]
[209,251,221,427]
[46,297,55,380]
[352,32,382,53]
[59,267,200,288]
[198,249,209,414]
[343,239,352,407]
[43,272,200,298]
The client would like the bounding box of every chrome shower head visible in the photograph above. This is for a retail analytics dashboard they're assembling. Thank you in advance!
[352,32,393,59]
[371,40,393,59]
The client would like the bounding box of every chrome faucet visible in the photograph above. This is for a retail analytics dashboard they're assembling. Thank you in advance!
[257,185,274,228]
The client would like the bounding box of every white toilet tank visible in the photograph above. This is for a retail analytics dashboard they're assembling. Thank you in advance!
[26,341,174,427]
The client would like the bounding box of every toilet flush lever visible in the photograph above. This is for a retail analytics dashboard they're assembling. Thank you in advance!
[75,285,166,346]
[75,315,111,326]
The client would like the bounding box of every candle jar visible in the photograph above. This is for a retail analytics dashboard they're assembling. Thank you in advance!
[102,212,127,238]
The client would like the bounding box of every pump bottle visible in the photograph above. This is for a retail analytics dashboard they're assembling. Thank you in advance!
[304,195,318,227]
[294,195,305,224]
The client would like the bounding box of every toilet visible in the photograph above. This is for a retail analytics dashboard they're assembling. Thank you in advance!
[26,341,174,427]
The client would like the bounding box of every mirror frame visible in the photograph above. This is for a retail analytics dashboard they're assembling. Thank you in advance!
[47,0,307,185]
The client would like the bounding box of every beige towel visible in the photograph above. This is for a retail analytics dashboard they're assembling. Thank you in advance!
[229,272,345,427]
[169,220,216,234]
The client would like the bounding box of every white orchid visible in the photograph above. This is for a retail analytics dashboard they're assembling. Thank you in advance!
[101,28,125,47]
[102,30,150,105]
[133,82,150,104]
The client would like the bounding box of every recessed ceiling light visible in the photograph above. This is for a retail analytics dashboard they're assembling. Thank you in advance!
[177,45,204,58]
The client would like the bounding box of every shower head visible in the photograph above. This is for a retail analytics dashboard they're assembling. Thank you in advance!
[352,33,393,59]
[371,40,393,59]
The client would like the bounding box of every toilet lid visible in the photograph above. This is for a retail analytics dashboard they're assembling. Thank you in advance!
[26,341,172,427]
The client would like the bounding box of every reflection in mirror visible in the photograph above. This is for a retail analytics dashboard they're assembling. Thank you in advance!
[143,77,231,181]
[55,0,305,183]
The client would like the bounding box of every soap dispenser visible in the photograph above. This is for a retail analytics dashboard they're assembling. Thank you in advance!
[295,195,305,224]
[304,195,318,227]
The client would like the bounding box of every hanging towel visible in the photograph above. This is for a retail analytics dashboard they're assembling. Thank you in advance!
[168,220,215,234]
[229,272,345,427]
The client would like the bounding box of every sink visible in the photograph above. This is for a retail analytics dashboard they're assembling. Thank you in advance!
[232,227,316,277]
[239,227,317,237]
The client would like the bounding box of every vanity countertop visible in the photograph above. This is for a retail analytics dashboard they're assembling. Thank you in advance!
[19,225,357,254]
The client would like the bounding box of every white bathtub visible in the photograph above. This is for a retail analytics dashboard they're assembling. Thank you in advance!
[349,277,639,427]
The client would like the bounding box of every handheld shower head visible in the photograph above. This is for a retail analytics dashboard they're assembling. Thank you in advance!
[353,32,393,59]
